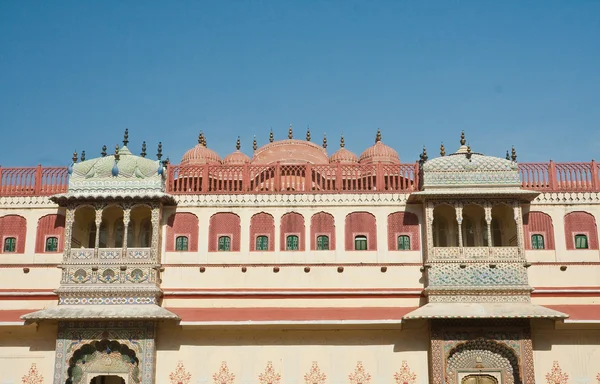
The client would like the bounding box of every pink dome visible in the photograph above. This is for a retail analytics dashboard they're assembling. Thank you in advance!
[358,130,400,164]
[224,150,251,165]
[329,136,359,164]
[181,133,222,166]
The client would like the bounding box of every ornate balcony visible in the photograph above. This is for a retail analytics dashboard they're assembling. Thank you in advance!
[430,246,520,262]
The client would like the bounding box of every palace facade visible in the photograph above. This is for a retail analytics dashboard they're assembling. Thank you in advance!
[1,127,599,384]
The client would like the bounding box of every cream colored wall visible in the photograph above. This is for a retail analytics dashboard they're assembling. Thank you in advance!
[0,324,57,383]
[533,324,600,383]
[156,323,430,383]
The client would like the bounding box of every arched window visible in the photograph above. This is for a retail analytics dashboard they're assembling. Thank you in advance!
[218,236,231,251]
[140,219,152,247]
[575,234,589,249]
[354,235,367,251]
[3,237,16,253]
[88,222,97,248]
[433,216,447,247]
[98,221,108,248]
[45,237,59,252]
[462,218,475,246]
[127,221,136,247]
[492,218,502,246]
[286,235,299,251]
[531,234,545,250]
[256,235,269,251]
[175,236,189,251]
[397,235,410,250]
[481,219,489,246]
[316,235,329,250]
[114,220,124,248]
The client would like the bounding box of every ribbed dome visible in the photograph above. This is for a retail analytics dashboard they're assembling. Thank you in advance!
[181,132,222,166]
[358,130,400,164]
[329,136,359,164]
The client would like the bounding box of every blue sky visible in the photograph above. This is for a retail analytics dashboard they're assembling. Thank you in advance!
[1,1,599,166]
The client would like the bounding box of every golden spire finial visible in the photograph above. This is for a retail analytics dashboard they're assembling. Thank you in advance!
[253,135,257,151]
[460,131,466,146]
[306,126,311,141]
[288,124,293,139]
[440,142,446,156]
[340,135,345,148]
[198,131,205,146]
[236,136,241,151]
[511,146,517,162]
[269,129,274,143]
[375,129,382,143]
[322,133,327,149]
[72,151,78,163]
[506,150,510,160]
[114,144,120,161]
[123,128,129,147]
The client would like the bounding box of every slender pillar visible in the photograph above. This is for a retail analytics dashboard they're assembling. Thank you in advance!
[122,207,131,258]
[150,204,161,263]
[484,205,493,248]
[513,202,525,253]
[94,204,103,258]
[455,203,463,248]
[63,206,75,261]
[425,202,434,257]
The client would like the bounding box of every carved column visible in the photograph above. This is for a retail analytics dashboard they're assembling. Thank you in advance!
[122,206,131,259]
[484,204,492,248]
[425,202,434,259]
[513,202,525,254]
[94,204,103,258]
[63,206,75,262]
[455,203,463,248]
[150,204,161,263]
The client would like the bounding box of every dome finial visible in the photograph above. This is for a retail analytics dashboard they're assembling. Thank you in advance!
[322,133,327,149]
[269,129,274,143]
[101,145,107,157]
[236,136,241,151]
[306,126,311,141]
[511,146,517,162]
[375,129,382,143]
[80,151,86,162]
[440,142,446,156]
[157,142,163,160]
[141,141,147,157]
[506,150,510,160]
[340,135,345,148]
[460,131,466,146]
[114,144,120,161]
[288,124,293,139]
[72,151,78,163]
[198,131,205,146]
[123,128,129,147]
[466,143,472,161]
[419,146,428,163]
[253,135,257,151]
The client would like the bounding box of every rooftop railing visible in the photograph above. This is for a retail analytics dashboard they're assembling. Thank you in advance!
[1,161,599,196]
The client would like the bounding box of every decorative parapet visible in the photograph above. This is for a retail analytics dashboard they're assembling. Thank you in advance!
[429,247,521,262]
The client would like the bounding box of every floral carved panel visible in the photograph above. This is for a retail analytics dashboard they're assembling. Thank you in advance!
[394,361,417,384]
[169,361,191,384]
[213,361,235,384]
[304,361,326,384]
[348,361,371,384]
[22,363,44,384]
[258,361,281,384]
[545,361,568,384]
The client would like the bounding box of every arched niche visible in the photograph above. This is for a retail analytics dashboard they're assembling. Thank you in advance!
[433,204,458,247]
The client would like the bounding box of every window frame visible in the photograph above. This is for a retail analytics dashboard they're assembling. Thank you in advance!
[316,234,330,251]
[218,235,232,252]
[285,234,300,251]
[45,235,60,253]
[354,234,368,251]
[3,236,17,253]
[255,235,269,251]
[530,233,545,250]
[175,235,190,252]
[397,234,411,251]
[574,233,589,250]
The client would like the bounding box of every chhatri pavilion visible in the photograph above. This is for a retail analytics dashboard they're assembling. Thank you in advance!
[0,127,599,384]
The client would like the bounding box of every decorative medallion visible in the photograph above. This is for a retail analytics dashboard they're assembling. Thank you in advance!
[169,361,191,384]
[545,361,568,384]
[213,361,235,384]
[304,361,326,384]
[394,361,417,384]
[21,363,43,384]
[258,361,281,384]
[348,361,371,384]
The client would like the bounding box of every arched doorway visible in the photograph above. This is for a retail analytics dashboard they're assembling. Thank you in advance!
[89,375,126,384]
[462,375,499,384]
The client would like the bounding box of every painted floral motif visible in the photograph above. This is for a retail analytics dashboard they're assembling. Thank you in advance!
[213,361,235,384]
[348,361,371,384]
[596,372,600,384]
[169,361,191,384]
[545,361,568,384]
[394,361,417,384]
[22,363,43,384]
[304,361,326,384]
[258,361,281,384]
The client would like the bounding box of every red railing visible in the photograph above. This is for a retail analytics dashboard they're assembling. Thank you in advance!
[168,163,421,194]
[0,165,69,196]
[1,162,599,197]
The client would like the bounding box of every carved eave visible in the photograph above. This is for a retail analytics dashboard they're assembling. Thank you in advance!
[50,192,176,206]
[402,302,568,320]
[407,188,539,203]
[21,304,180,323]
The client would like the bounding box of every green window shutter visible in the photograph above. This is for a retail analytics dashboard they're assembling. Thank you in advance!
[3,237,16,252]
[317,235,329,250]
[398,235,410,250]
[354,236,367,251]
[175,236,189,251]
[286,235,299,251]
[531,234,545,250]
[575,234,588,249]
[256,236,268,251]
[45,237,58,252]
[218,236,231,251]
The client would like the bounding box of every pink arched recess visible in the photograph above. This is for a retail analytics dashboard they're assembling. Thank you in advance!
[35,214,65,253]
[523,211,555,250]
[280,212,305,251]
[0,215,27,254]
[208,213,241,252]
[310,212,336,250]
[166,212,199,252]
[564,211,599,250]
[250,212,275,251]
[387,212,420,251]
[345,212,377,251]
